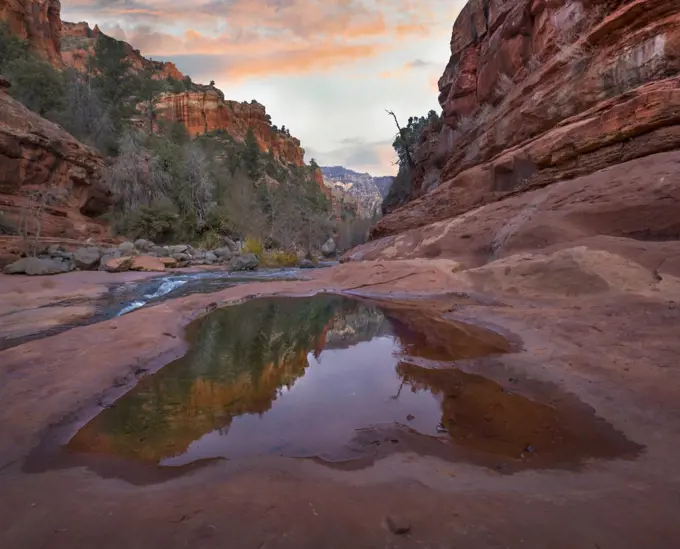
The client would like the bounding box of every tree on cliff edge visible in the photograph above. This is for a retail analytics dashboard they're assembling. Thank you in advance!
[92,34,136,135]
[243,127,261,179]
[136,67,168,135]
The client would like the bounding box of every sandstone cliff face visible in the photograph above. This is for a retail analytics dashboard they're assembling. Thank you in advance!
[0,78,110,239]
[60,21,184,80]
[154,91,306,166]
[0,0,62,66]
[373,0,680,238]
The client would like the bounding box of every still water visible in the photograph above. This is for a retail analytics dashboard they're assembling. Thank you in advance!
[65,295,641,473]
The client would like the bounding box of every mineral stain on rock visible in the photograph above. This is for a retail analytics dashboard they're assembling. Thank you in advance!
[39,295,643,482]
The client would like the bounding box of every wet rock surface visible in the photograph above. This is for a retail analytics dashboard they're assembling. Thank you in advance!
[1,259,680,548]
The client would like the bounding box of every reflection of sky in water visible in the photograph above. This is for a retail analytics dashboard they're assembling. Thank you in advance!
[161,336,443,465]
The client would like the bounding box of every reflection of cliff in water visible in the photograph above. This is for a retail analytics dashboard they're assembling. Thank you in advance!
[68,296,388,463]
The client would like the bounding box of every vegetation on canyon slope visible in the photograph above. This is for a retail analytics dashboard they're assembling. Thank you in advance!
[0,24,351,254]
[382,110,442,214]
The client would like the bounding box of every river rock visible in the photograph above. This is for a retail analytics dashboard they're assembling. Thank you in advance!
[129,256,166,272]
[385,515,411,535]
[298,259,315,269]
[231,253,259,271]
[205,251,218,262]
[212,247,233,260]
[222,236,238,252]
[167,244,188,254]
[102,256,133,273]
[47,244,72,260]
[118,241,135,255]
[159,257,178,268]
[321,238,337,257]
[73,247,101,270]
[47,244,64,256]
[134,239,154,252]
[150,245,169,257]
[4,257,71,276]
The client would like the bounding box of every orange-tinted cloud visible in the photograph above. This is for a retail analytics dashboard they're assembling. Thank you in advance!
[68,0,451,76]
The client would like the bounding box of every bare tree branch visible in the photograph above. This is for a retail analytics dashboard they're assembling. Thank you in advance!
[385,109,414,169]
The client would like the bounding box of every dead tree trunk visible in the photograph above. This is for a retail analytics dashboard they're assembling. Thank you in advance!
[386,110,415,170]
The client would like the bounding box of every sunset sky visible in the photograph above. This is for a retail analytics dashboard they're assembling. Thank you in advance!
[61,0,466,176]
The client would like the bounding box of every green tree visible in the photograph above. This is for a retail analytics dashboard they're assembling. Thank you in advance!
[243,127,261,179]
[55,70,115,153]
[4,55,65,116]
[136,68,168,134]
[0,23,28,67]
[92,34,136,134]
[0,23,65,117]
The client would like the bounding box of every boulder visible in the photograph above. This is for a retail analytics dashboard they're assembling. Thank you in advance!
[118,241,135,255]
[47,244,64,256]
[321,238,337,257]
[159,257,179,268]
[212,247,233,260]
[150,246,170,257]
[231,253,259,271]
[134,239,154,252]
[73,247,101,270]
[189,248,205,259]
[47,244,72,260]
[4,257,70,276]
[298,259,315,269]
[222,236,238,252]
[129,256,166,272]
[167,244,188,254]
[205,251,218,262]
[102,256,133,273]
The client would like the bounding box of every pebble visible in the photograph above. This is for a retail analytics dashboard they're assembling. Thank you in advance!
[385,515,411,535]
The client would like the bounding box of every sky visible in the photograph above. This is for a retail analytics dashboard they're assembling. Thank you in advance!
[61,0,467,176]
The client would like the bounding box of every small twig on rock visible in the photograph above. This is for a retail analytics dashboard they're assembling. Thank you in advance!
[344,272,419,291]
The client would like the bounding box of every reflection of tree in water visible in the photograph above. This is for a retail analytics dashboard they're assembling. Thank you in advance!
[69,296,387,463]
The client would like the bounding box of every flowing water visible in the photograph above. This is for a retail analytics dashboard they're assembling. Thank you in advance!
[0,269,304,351]
[51,295,641,481]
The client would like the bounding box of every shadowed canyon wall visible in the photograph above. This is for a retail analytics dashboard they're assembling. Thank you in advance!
[372,0,680,239]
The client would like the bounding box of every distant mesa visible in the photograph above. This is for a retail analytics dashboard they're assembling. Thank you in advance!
[321,166,393,219]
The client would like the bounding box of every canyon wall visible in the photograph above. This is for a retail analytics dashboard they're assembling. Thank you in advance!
[372,0,680,239]
[154,91,306,167]
[60,21,184,80]
[0,1,309,168]
[0,77,111,239]
[0,0,62,66]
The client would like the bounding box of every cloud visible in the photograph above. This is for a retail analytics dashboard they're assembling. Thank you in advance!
[305,140,397,176]
[62,0,452,77]
[380,58,440,78]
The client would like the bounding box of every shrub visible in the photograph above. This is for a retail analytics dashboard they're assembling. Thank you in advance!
[196,230,221,250]
[262,250,298,267]
[117,204,178,242]
[243,236,264,257]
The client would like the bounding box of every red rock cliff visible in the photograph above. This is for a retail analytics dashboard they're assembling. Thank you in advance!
[155,90,306,166]
[374,0,680,238]
[0,0,62,66]
[60,21,184,80]
[0,76,111,239]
